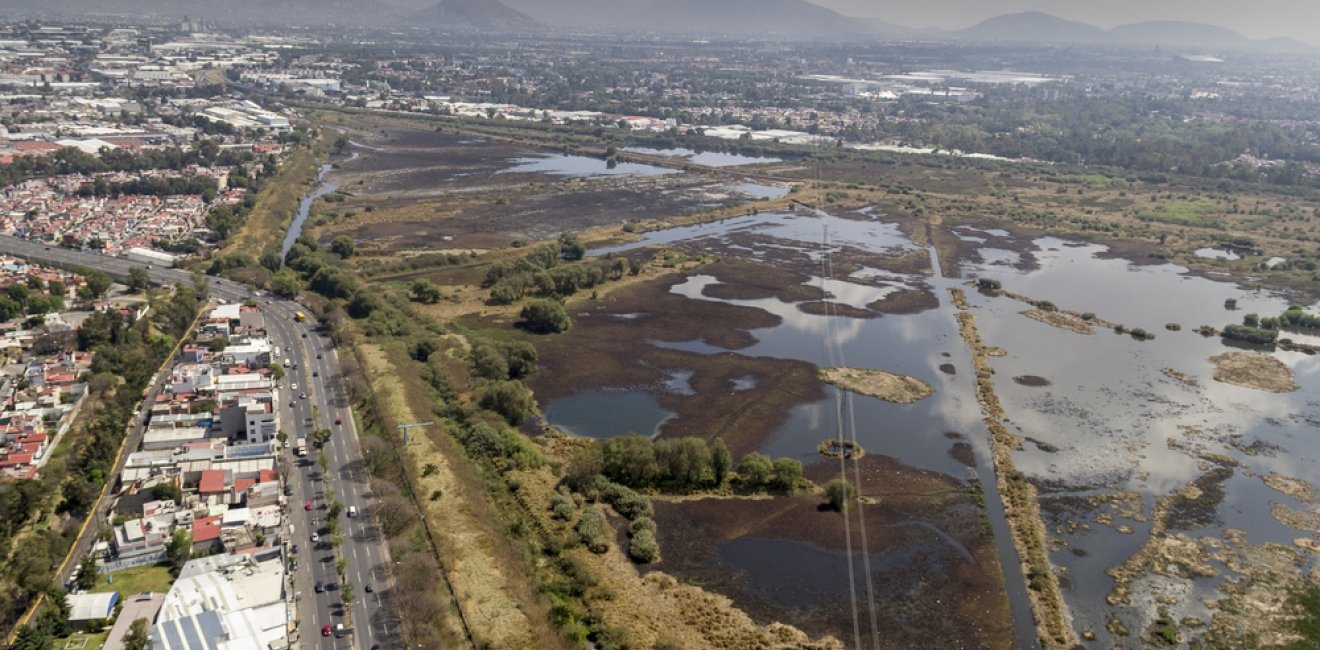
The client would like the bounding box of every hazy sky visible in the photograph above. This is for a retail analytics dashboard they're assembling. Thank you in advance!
[812,0,1320,42]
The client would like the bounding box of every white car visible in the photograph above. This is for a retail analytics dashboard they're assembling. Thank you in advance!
[310,532,319,542]
[290,383,298,391]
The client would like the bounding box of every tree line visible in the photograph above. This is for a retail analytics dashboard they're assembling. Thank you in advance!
[565,433,803,496]
[74,176,219,202]
[484,234,638,306]
[0,143,255,189]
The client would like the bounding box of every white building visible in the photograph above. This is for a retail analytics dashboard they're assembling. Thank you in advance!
[152,550,287,650]
[124,247,179,268]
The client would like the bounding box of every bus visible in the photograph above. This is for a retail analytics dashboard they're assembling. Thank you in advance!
[294,311,307,323]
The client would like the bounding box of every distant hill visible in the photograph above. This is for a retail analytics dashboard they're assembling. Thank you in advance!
[954,11,1308,52]
[644,0,865,38]
[958,11,1109,44]
[409,0,537,32]
[500,0,866,38]
[1108,21,1249,48]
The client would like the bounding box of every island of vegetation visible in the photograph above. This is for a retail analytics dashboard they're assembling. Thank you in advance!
[818,366,934,404]
[1208,352,1299,393]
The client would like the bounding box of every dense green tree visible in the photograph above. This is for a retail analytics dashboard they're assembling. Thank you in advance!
[330,235,356,259]
[79,268,112,299]
[470,345,509,380]
[409,279,442,304]
[502,341,539,379]
[128,266,151,292]
[123,618,150,650]
[75,554,99,591]
[477,380,535,425]
[737,452,774,489]
[165,528,192,575]
[0,295,21,321]
[654,437,711,487]
[628,528,659,564]
[559,233,586,261]
[602,434,659,487]
[269,269,302,298]
[310,429,332,449]
[520,299,571,334]
[7,283,29,306]
[410,338,439,362]
[711,438,732,486]
[259,250,283,273]
[770,457,803,494]
[11,623,51,650]
[346,291,379,319]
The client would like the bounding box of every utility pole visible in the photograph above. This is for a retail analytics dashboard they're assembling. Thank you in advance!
[397,421,434,446]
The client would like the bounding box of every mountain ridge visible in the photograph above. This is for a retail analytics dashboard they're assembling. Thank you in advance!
[0,0,1312,50]
[952,12,1309,51]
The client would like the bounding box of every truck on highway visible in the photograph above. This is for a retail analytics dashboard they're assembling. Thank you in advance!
[295,437,307,456]
[294,311,307,323]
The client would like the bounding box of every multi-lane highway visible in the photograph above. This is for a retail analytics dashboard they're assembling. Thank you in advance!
[0,236,399,650]
[263,297,399,650]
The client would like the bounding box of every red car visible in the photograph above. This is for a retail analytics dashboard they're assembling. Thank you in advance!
[304,500,313,511]
[334,418,342,425]
[322,624,331,637]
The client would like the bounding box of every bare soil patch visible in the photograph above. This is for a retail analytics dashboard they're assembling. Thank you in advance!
[819,367,934,404]
[1208,352,1299,392]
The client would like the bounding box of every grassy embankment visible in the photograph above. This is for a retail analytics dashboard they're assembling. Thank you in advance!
[354,339,546,649]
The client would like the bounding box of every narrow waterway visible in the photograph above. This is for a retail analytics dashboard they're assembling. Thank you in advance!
[281,148,359,259]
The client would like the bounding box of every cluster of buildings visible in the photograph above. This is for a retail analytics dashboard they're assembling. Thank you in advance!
[0,23,302,264]
[0,168,241,257]
[65,301,296,648]
[0,257,97,479]
[198,101,290,132]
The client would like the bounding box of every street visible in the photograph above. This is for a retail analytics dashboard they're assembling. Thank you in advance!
[0,235,401,650]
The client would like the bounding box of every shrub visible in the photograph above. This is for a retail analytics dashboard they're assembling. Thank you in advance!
[825,479,854,512]
[602,483,652,520]
[575,508,611,554]
[628,517,656,536]
[628,528,660,563]
[458,421,544,470]
[476,381,536,426]
[550,494,576,521]
[770,457,803,494]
